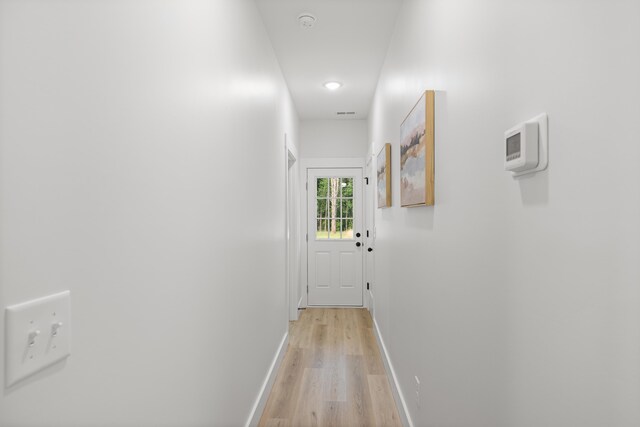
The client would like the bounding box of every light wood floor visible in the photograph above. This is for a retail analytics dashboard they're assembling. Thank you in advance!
[259,308,402,427]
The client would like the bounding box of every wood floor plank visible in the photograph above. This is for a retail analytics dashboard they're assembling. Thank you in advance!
[258,348,307,423]
[355,307,373,328]
[360,326,386,375]
[310,307,328,325]
[262,418,290,427]
[322,359,346,402]
[343,309,363,356]
[344,354,376,427]
[326,309,345,365]
[311,324,328,368]
[322,401,349,427]
[293,310,313,349]
[291,368,324,427]
[368,375,403,427]
[259,308,401,427]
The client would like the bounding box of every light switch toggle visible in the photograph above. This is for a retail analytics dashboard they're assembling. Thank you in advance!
[5,290,71,387]
[28,330,41,347]
[51,322,63,336]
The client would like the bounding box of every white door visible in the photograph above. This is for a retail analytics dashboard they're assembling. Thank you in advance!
[307,168,363,306]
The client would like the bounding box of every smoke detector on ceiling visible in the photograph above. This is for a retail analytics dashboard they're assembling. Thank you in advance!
[298,13,316,29]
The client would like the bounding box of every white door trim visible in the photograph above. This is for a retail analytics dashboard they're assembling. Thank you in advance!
[364,154,376,312]
[285,135,300,321]
[299,157,366,309]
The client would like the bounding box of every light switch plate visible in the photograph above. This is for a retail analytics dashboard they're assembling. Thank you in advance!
[5,291,71,387]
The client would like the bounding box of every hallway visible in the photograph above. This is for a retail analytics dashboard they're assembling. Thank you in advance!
[1,1,639,426]
[259,308,401,427]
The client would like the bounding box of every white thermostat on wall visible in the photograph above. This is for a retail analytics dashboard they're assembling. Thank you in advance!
[504,113,548,177]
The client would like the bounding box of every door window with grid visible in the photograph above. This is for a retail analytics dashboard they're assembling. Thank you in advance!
[315,177,354,239]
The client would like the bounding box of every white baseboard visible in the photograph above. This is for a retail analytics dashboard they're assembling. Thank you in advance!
[245,331,289,427]
[372,317,414,427]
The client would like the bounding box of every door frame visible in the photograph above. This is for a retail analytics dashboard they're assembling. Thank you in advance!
[364,154,376,315]
[285,134,300,321]
[299,157,366,309]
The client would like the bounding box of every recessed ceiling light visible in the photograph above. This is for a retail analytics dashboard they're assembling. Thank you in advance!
[324,81,342,91]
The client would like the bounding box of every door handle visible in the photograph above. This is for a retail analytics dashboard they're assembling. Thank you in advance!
[356,242,361,247]
[368,247,373,252]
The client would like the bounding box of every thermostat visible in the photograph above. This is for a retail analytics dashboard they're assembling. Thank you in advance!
[504,113,548,176]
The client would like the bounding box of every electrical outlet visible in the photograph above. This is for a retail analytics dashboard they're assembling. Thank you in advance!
[5,291,71,387]
[415,375,421,408]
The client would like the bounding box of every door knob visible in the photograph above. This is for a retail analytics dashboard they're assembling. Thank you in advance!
[368,247,373,252]
[356,242,361,247]
[356,232,361,238]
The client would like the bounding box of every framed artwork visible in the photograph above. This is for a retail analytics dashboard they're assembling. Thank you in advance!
[400,90,435,207]
[377,143,391,208]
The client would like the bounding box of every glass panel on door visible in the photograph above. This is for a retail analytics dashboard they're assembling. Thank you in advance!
[314,176,355,240]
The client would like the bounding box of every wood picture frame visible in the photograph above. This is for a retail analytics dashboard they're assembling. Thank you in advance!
[377,143,391,208]
[400,90,435,207]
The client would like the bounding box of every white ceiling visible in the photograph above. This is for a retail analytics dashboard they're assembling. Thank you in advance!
[255,0,402,120]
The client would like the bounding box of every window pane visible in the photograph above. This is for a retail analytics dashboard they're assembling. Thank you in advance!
[341,198,353,218]
[335,198,342,218]
[316,219,329,239]
[341,178,353,197]
[329,177,340,199]
[316,178,328,197]
[328,195,339,219]
[342,219,354,239]
[317,198,328,218]
[333,219,343,239]
[316,176,355,240]
[326,218,338,239]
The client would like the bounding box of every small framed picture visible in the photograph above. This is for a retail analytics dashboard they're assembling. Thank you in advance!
[377,143,391,208]
[400,90,435,207]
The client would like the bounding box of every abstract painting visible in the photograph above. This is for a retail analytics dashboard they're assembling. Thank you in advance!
[400,90,435,207]
[377,143,391,208]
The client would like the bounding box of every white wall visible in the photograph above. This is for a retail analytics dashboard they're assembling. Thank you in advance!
[0,1,298,426]
[300,119,368,158]
[369,1,640,426]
